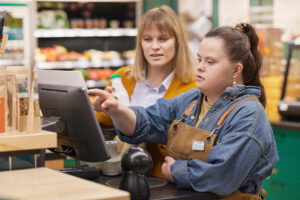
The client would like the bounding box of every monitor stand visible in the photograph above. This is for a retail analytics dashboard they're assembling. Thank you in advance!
[42,117,101,180]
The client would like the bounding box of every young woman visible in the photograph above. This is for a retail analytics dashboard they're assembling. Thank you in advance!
[89,23,278,199]
[95,5,196,178]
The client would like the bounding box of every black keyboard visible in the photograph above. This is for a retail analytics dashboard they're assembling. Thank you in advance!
[57,167,101,180]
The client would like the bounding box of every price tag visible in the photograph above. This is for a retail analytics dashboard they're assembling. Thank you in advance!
[192,141,204,151]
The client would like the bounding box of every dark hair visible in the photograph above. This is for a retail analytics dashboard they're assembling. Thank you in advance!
[205,23,266,107]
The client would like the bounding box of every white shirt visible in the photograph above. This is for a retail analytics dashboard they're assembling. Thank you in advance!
[130,70,175,107]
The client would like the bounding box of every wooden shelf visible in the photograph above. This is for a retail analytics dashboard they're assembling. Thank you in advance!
[36,59,125,69]
[0,130,57,153]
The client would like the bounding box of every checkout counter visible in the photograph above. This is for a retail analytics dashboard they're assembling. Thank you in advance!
[95,172,216,200]
[0,69,217,200]
[0,166,216,200]
[4,43,300,199]
[2,120,300,200]
[0,130,216,200]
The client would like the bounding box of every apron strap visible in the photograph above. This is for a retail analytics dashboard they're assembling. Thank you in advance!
[183,97,259,126]
[183,100,198,117]
[217,97,259,127]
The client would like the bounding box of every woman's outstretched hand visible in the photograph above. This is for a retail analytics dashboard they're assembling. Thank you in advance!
[88,87,119,114]
[89,87,136,136]
[162,156,175,183]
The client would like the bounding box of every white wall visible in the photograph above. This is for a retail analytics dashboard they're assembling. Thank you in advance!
[218,0,300,34]
[218,0,249,26]
[273,0,300,34]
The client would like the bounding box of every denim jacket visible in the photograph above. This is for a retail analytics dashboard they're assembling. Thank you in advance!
[116,85,279,196]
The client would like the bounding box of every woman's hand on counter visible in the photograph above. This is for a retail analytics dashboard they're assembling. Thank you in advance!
[162,156,175,183]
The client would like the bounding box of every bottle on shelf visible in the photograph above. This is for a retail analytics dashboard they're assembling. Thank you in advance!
[110,74,129,106]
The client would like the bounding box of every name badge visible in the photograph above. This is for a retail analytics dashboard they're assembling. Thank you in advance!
[192,141,204,151]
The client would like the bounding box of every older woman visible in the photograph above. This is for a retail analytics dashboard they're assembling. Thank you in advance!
[95,5,196,178]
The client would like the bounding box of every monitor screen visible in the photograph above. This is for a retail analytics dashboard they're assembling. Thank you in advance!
[38,70,110,162]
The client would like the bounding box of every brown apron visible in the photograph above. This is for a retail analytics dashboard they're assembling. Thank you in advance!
[167,97,263,200]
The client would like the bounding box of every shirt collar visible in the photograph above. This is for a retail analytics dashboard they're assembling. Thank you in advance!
[142,70,175,93]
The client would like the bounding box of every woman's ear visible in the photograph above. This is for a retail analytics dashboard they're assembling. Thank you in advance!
[233,63,243,78]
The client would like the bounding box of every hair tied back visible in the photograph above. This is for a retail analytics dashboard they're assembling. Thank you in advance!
[236,22,251,34]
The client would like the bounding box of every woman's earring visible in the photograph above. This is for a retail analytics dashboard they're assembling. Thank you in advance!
[233,78,237,86]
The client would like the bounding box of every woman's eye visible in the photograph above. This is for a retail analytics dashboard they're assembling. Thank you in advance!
[143,38,151,41]
[159,37,168,41]
[197,58,202,63]
[207,60,214,65]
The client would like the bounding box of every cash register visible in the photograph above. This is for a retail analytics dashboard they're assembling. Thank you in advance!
[37,70,217,200]
[38,69,110,179]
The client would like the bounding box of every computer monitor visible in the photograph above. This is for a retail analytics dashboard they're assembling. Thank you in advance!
[38,70,110,162]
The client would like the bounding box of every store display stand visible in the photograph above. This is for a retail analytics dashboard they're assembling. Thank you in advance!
[0,30,57,170]
[0,130,57,170]
[278,41,300,120]
[0,130,57,155]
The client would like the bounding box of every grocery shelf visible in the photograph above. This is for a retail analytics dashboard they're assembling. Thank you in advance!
[36,59,125,69]
[0,59,24,66]
[0,2,35,66]
[34,28,137,38]
[36,61,82,69]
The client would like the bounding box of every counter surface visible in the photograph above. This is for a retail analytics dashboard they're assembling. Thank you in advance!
[0,167,129,200]
[94,173,217,200]
[271,120,300,131]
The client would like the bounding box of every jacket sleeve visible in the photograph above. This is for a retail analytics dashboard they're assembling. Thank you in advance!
[171,101,271,196]
[116,95,180,145]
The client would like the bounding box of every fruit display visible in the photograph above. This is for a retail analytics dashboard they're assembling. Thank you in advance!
[74,68,115,89]
[35,45,135,68]
[35,45,136,88]
[85,68,114,81]
[35,45,80,62]
[35,2,137,89]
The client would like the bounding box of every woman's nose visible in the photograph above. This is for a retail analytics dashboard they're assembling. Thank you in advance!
[196,62,205,71]
[151,40,160,49]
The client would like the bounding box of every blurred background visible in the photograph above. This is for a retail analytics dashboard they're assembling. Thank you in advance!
[1,1,300,199]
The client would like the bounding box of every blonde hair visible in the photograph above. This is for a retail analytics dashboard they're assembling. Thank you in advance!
[129,5,196,83]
